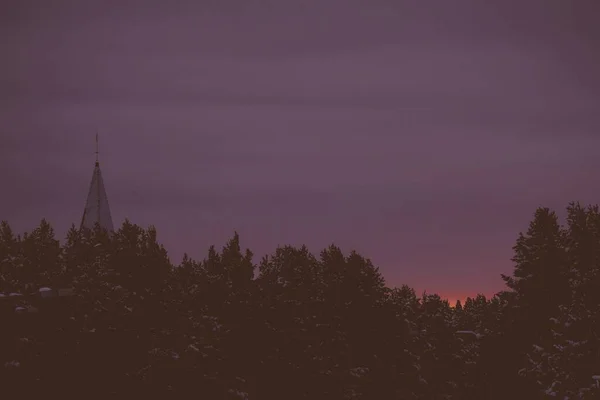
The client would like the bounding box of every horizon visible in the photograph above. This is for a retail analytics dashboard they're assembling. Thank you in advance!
[2,202,590,306]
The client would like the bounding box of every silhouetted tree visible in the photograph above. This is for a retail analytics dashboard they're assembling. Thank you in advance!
[496,207,569,399]
[3,202,600,399]
[0,220,20,292]
[15,219,62,292]
[521,203,600,398]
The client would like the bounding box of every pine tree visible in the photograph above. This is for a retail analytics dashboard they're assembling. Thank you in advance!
[0,221,20,292]
[454,299,463,311]
[496,207,569,399]
[383,285,423,399]
[501,208,568,325]
[522,203,600,398]
[460,294,488,333]
[215,233,255,399]
[417,293,476,399]
[16,219,62,292]
[255,245,323,399]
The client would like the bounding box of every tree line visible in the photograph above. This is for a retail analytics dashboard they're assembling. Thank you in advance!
[1,202,599,399]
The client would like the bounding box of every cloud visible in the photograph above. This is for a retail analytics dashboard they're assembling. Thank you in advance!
[2,0,599,298]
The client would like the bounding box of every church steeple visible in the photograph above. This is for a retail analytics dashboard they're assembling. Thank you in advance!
[95,131,99,165]
[80,133,114,232]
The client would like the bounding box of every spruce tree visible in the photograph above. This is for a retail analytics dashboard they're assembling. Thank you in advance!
[522,203,600,398]
[0,221,20,292]
[255,245,322,399]
[383,285,423,398]
[501,207,568,325]
[17,219,62,292]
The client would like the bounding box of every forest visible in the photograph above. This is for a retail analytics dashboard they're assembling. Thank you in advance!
[1,202,600,399]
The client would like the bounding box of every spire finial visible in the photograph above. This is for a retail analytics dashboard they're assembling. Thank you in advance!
[95,132,99,164]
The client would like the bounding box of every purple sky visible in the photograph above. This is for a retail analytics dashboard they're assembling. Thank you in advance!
[2,0,599,302]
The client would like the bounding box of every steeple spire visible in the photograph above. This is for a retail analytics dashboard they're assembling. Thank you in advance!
[95,132,99,164]
[80,134,114,232]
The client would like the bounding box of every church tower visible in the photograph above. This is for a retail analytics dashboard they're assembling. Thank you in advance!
[80,134,114,232]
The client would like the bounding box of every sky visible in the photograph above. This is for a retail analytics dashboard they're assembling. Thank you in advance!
[1,0,599,304]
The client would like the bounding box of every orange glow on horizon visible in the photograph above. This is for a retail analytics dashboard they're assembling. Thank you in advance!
[445,296,469,308]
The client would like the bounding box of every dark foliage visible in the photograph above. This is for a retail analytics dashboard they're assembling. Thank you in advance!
[1,202,599,399]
